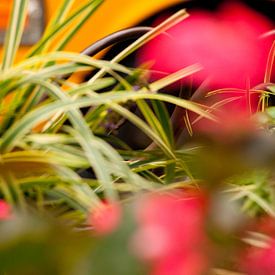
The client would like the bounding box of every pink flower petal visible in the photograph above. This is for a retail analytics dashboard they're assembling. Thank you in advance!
[0,200,11,220]
[89,201,121,235]
[138,2,273,89]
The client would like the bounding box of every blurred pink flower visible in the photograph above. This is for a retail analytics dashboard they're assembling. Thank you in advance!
[151,252,207,275]
[131,192,209,275]
[138,2,273,89]
[189,89,260,138]
[89,201,121,235]
[0,200,11,220]
[242,239,275,275]
[138,2,273,138]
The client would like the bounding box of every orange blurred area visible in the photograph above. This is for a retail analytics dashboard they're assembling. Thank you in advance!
[44,0,181,52]
[0,1,12,29]
[0,0,29,30]
[0,0,181,61]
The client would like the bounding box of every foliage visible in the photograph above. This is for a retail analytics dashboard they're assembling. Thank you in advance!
[0,0,274,274]
[0,0,211,219]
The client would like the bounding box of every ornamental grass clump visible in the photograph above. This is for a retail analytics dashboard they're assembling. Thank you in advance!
[0,0,212,215]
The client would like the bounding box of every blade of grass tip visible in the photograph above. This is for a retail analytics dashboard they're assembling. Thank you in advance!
[112,9,189,62]
[183,110,193,136]
[207,88,247,97]
[148,64,202,91]
[89,9,189,83]
[191,96,241,126]
[1,0,29,71]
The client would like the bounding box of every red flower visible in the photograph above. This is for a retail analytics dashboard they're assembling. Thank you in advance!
[138,2,273,89]
[0,200,11,220]
[242,239,275,275]
[131,192,209,275]
[151,252,207,275]
[138,2,273,138]
[89,201,121,235]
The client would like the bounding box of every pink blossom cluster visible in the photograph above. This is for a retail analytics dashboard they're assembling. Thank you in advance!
[138,2,274,138]
[138,2,273,89]
[89,192,209,275]
[89,193,275,274]
[0,199,11,220]
[131,192,209,275]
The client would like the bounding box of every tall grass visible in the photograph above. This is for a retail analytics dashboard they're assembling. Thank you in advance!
[0,0,214,222]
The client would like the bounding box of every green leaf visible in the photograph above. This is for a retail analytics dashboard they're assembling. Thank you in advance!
[89,9,189,82]
[27,0,103,57]
[1,0,29,70]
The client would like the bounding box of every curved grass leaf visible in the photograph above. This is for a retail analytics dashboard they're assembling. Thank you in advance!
[89,9,189,83]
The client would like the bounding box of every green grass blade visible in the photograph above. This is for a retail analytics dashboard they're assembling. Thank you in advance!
[43,0,75,36]
[148,64,202,91]
[53,3,102,51]
[151,100,174,148]
[27,0,103,57]
[0,90,214,152]
[89,9,189,83]
[136,99,171,147]
[1,0,29,70]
